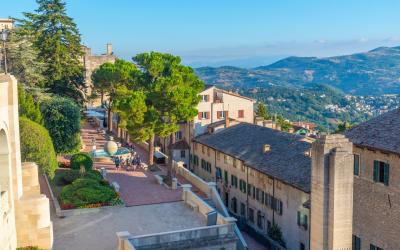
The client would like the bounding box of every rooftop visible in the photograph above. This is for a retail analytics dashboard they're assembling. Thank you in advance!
[345,108,400,155]
[194,123,313,192]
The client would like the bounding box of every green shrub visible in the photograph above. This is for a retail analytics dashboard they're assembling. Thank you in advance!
[61,169,102,184]
[19,117,58,178]
[41,97,81,154]
[60,178,117,207]
[70,153,93,171]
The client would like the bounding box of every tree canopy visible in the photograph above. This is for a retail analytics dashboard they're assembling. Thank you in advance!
[41,97,81,154]
[256,101,270,119]
[20,0,86,103]
[18,84,43,124]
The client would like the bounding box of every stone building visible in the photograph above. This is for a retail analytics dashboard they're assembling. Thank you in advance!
[157,85,255,166]
[345,108,400,250]
[0,18,14,30]
[81,44,116,106]
[0,74,53,250]
[191,123,312,250]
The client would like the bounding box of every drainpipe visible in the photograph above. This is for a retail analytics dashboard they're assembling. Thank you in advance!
[188,121,191,170]
[246,164,249,224]
[272,178,275,224]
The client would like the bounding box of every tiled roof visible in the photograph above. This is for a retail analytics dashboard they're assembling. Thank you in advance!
[170,140,190,150]
[345,108,400,155]
[194,123,313,193]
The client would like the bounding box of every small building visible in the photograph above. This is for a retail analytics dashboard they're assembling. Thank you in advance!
[0,18,14,30]
[157,85,255,166]
[192,123,312,249]
[345,108,400,250]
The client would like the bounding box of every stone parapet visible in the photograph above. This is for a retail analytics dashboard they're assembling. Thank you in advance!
[21,162,40,196]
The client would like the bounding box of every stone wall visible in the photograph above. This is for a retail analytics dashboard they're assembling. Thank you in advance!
[352,146,400,249]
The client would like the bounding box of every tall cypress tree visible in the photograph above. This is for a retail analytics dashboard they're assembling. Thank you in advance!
[22,0,86,103]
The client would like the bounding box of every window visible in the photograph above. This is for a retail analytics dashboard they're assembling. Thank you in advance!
[240,203,246,216]
[180,150,185,158]
[207,147,210,156]
[300,243,305,250]
[248,208,254,223]
[224,170,228,184]
[247,184,252,196]
[198,112,209,120]
[257,211,264,229]
[217,152,220,160]
[215,167,222,180]
[202,145,205,154]
[189,154,193,164]
[373,160,389,186]
[201,95,209,102]
[261,191,265,204]
[297,211,308,230]
[175,131,183,140]
[239,179,247,193]
[238,110,244,118]
[231,175,238,188]
[352,235,361,250]
[193,155,199,166]
[233,159,237,168]
[354,154,360,176]
[231,197,237,213]
[252,186,256,200]
[370,244,383,250]
[217,111,226,119]
[224,155,228,163]
[256,188,260,201]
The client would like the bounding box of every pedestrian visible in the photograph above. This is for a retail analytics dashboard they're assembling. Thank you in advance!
[114,156,120,170]
[132,156,137,171]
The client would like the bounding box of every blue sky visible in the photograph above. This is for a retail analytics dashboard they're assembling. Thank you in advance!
[3,0,400,67]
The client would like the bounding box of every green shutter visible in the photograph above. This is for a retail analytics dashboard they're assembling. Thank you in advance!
[243,181,246,193]
[384,163,390,186]
[354,155,359,176]
[224,170,228,183]
[297,211,301,226]
[373,161,379,182]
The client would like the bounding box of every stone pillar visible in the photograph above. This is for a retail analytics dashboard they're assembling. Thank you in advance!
[310,134,353,250]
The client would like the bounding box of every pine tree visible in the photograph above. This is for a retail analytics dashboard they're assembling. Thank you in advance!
[18,84,43,124]
[256,101,270,119]
[7,28,46,87]
[22,0,86,103]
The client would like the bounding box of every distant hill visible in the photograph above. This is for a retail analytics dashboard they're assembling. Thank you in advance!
[195,46,400,95]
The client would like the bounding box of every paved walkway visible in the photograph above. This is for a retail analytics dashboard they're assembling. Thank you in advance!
[81,122,182,206]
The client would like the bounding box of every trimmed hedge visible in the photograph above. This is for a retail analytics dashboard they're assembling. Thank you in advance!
[70,153,93,171]
[61,169,102,185]
[60,178,117,207]
[19,117,58,178]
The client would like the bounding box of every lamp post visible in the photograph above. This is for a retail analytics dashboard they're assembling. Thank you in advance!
[1,29,9,74]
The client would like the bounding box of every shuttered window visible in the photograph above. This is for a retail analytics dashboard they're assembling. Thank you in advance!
[373,160,389,186]
[354,154,360,176]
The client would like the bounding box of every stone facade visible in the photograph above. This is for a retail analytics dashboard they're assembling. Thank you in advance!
[0,18,14,30]
[81,44,116,106]
[0,74,53,250]
[310,134,354,250]
[191,140,310,250]
[352,146,400,249]
[157,86,255,166]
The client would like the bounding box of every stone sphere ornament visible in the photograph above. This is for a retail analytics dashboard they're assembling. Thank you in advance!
[104,141,118,156]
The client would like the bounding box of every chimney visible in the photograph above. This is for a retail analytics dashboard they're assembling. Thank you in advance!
[106,43,112,55]
[263,144,271,153]
[225,111,230,128]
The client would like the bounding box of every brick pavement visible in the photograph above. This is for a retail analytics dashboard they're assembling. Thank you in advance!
[81,122,182,206]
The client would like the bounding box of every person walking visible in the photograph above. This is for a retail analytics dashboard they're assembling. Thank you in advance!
[114,156,121,170]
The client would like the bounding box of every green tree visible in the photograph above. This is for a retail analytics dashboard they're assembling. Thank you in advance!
[91,59,138,133]
[274,114,292,132]
[21,0,86,103]
[18,84,43,124]
[336,121,353,133]
[256,101,270,119]
[132,52,204,175]
[6,28,46,86]
[41,97,81,154]
[19,117,58,178]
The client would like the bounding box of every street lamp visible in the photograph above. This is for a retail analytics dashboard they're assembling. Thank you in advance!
[0,29,9,74]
